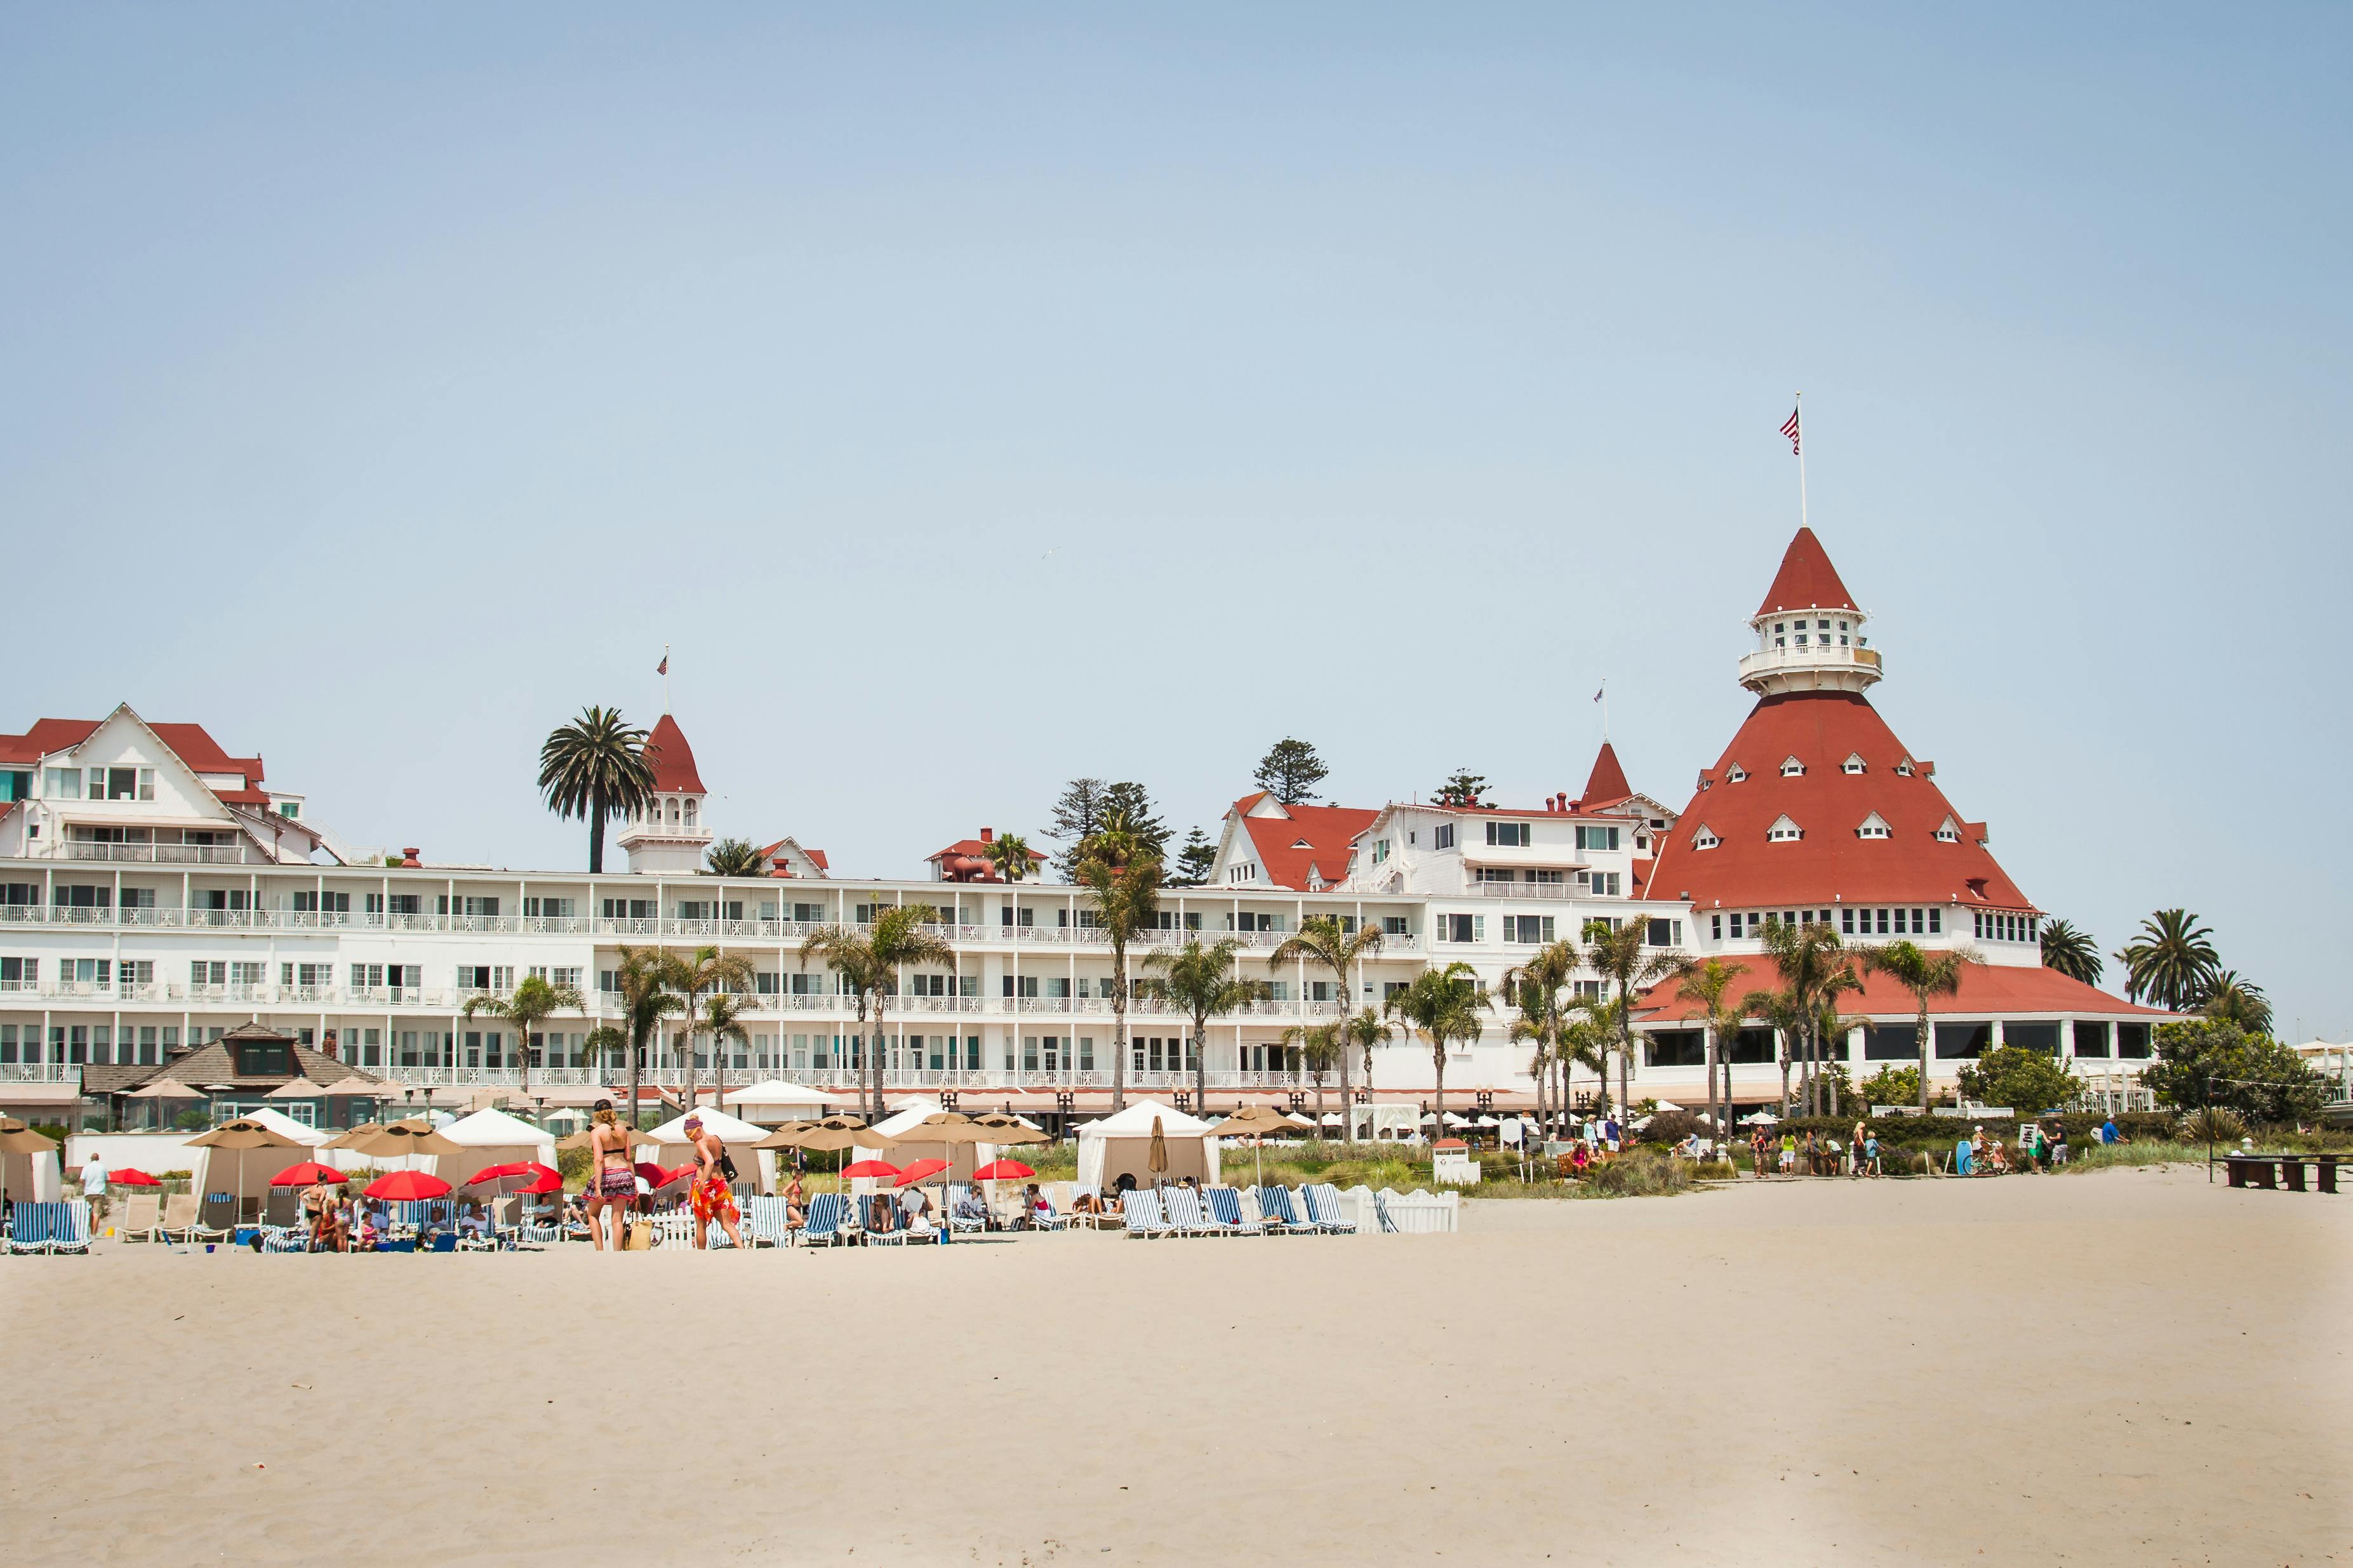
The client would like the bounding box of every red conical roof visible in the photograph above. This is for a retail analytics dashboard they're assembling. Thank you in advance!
[1580,741,1632,806]
[1756,528,1858,617]
[642,714,705,794]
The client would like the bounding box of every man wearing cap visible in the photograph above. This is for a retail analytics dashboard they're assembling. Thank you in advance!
[683,1112,742,1250]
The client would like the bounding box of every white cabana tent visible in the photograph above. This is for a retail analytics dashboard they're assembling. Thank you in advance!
[1076,1099,1220,1193]
[648,1106,774,1194]
[437,1106,559,1190]
[869,1098,999,1185]
[241,1105,331,1146]
[189,1112,324,1207]
[723,1080,836,1124]
[2,1146,61,1205]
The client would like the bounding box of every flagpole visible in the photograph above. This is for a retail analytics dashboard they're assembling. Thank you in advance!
[1794,390,1808,531]
[662,645,671,714]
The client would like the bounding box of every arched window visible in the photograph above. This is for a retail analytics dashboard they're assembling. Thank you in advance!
[684,799,698,828]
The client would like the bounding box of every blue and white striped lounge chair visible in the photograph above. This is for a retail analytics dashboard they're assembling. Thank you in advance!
[1373,1190,1401,1233]
[5,1200,90,1254]
[945,1184,988,1234]
[742,1195,790,1248]
[189,1192,236,1244]
[1122,1187,1171,1239]
[799,1192,849,1247]
[1030,1196,1069,1233]
[1161,1185,1216,1237]
[1252,1185,1307,1233]
[1302,1183,1357,1235]
[260,1223,311,1252]
[1204,1186,1262,1236]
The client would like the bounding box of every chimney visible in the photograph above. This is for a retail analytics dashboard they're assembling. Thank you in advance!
[980,827,994,844]
[400,847,422,868]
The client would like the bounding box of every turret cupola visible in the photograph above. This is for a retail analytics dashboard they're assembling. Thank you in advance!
[1738,528,1883,696]
[616,713,712,874]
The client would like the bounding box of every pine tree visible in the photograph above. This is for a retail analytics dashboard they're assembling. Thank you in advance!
[1253,738,1328,805]
[1171,826,1216,886]
[1050,778,1165,879]
[1434,769,1487,807]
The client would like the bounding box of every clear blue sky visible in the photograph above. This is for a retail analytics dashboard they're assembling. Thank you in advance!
[4,6,2346,1037]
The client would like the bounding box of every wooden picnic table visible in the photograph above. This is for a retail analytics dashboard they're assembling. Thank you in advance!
[2222,1153,2339,1193]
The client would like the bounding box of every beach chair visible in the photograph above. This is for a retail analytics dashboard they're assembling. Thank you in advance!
[117,1192,163,1243]
[944,1184,988,1235]
[1030,1196,1069,1233]
[742,1195,789,1248]
[157,1192,199,1248]
[4,1201,60,1254]
[1372,1190,1400,1234]
[1161,1185,1216,1237]
[862,1193,912,1246]
[1122,1187,1171,1239]
[261,1223,311,1252]
[1203,1186,1262,1237]
[1302,1183,1357,1235]
[1252,1185,1309,1234]
[263,1189,300,1229]
[188,1192,237,1245]
[799,1192,849,1247]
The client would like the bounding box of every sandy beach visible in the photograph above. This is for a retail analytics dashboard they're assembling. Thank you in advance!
[6,1168,2346,1567]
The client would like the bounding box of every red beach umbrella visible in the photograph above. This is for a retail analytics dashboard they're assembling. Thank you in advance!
[634,1161,666,1187]
[466,1161,558,1187]
[514,1169,563,1195]
[108,1168,163,1188]
[270,1162,348,1187]
[840,1159,901,1180]
[654,1163,696,1188]
[893,1158,949,1187]
[363,1171,452,1202]
[971,1160,1034,1181]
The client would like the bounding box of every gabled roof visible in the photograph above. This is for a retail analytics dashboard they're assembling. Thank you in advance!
[1578,741,1632,807]
[1756,528,1860,617]
[86,1029,390,1098]
[1630,955,2164,1023]
[753,837,830,877]
[926,836,1045,880]
[643,714,705,795]
[1230,796,1380,891]
[0,713,263,790]
[1646,691,2033,910]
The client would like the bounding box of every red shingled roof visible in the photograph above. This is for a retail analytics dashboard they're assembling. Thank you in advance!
[1233,795,1379,890]
[1756,528,1858,617]
[0,715,262,788]
[643,714,705,794]
[1632,955,2162,1022]
[1578,741,1632,807]
[1646,691,2033,912]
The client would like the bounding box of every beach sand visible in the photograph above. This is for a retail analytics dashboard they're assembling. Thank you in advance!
[5,1167,2345,1566]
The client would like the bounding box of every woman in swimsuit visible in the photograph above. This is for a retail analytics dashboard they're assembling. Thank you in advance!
[684,1113,742,1250]
[586,1098,636,1252]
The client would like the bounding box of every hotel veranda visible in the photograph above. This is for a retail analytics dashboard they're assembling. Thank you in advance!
[0,531,2163,1128]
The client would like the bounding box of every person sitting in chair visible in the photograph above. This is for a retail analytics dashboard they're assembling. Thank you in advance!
[783,1171,808,1230]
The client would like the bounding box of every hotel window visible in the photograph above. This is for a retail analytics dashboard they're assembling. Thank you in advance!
[1726,766,1749,783]
[1780,757,1805,777]
[457,964,514,993]
[1766,818,1803,842]
[1503,915,1555,943]
[1485,821,1530,847]
[523,897,575,919]
[1443,914,1484,943]
[1837,620,1850,646]
[1383,915,1410,935]
[436,895,502,917]
[1895,761,1914,777]
[1843,754,1867,774]
[1433,823,1455,850]
[1691,826,1720,850]
[1646,919,1683,947]
[1371,839,1390,864]
[46,767,81,799]
[1575,825,1620,852]
[1710,914,1723,940]
[370,893,423,916]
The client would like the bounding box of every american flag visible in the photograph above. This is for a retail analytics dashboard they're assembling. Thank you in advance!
[1780,406,1801,455]
[656,654,668,676]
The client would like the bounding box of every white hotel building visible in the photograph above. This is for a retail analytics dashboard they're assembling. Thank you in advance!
[0,531,2162,1128]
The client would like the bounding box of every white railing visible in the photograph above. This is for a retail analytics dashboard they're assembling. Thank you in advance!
[1737,642,1881,683]
[60,840,247,864]
[1470,880,1572,899]
[0,1063,74,1083]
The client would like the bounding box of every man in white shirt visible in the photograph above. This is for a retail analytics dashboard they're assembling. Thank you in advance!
[80,1149,109,1199]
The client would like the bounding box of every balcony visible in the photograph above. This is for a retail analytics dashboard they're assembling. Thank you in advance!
[1470,879,1575,900]
[1737,641,1884,695]
[59,840,248,865]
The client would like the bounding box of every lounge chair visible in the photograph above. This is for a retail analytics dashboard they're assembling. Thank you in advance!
[4,1201,62,1254]
[117,1192,164,1243]
[799,1192,849,1247]
[157,1192,199,1247]
[862,1193,912,1246]
[1123,1188,1172,1239]
[1372,1190,1400,1233]
[1302,1183,1357,1235]
[1204,1185,1262,1236]
[1162,1185,1217,1237]
[261,1223,312,1252]
[1030,1196,1070,1233]
[944,1184,988,1235]
[1252,1185,1309,1234]
[742,1195,790,1248]
[189,1192,237,1245]
[263,1189,301,1229]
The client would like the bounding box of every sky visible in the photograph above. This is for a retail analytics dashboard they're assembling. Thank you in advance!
[3,6,2347,1037]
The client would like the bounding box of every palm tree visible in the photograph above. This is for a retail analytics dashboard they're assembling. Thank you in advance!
[1077,833,1161,1113]
[1502,939,1580,1137]
[2037,919,2103,985]
[1672,958,1747,1138]
[1582,919,1686,1121]
[459,972,582,1103]
[673,947,756,1115]
[1858,940,1978,1111]
[581,1024,626,1084]
[537,707,655,874]
[703,837,767,878]
[1284,1021,1341,1134]
[1754,917,1854,1117]
[2116,909,2220,1011]
[2200,970,2272,1033]
[1385,962,1486,1138]
[1336,1006,1394,1137]
[1740,986,1811,1115]
[801,905,955,1120]
[611,943,687,1129]
[981,832,1036,884]
[699,991,754,1105]
[1268,915,1385,1145]
[1558,997,1614,1118]
[1142,936,1253,1114]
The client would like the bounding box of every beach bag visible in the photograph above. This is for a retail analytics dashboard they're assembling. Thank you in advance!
[625,1220,654,1251]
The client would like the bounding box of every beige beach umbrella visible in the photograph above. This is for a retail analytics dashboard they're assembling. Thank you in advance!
[267,1079,327,1100]
[755,1113,895,1190]
[968,1112,1050,1147]
[555,1124,663,1153]
[1204,1104,1296,1190]
[185,1118,305,1211]
[1148,1116,1168,1178]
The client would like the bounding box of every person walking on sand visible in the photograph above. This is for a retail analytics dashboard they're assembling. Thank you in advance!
[586,1098,636,1252]
[683,1112,742,1250]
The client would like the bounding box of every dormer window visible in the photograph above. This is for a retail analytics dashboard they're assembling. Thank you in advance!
[1842,754,1866,775]
[1726,765,1749,783]
[1895,759,1914,777]
[1766,815,1803,842]
[1856,813,1891,840]
[1780,757,1805,778]
[1691,824,1721,851]
[1935,817,1961,844]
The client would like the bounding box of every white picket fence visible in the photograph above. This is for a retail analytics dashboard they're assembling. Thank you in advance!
[1347,1185,1459,1234]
